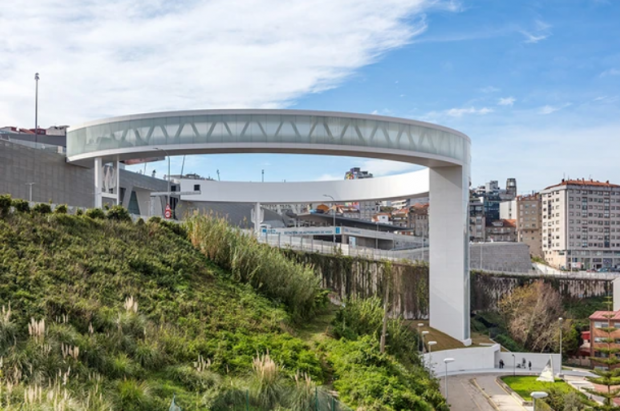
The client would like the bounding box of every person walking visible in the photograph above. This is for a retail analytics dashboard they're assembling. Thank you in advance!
[499,359,504,369]
[528,361,532,371]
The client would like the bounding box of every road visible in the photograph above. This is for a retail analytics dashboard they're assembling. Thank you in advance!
[440,374,527,411]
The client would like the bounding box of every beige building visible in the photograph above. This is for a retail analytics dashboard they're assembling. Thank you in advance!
[517,194,543,258]
[541,179,620,270]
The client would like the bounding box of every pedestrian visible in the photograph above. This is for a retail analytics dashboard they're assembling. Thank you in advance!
[528,361,531,371]
[499,359,504,369]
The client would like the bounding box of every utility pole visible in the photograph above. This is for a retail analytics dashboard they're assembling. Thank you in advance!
[217,169,220,181]
[34,73,39,146]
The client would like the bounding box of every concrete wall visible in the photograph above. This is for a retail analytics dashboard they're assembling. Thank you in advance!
[497,352,561,374]
[0,139,168,212]
[470,242,532,273]
[425,345,498,375]
[424,345,561,375]
[0,139,94,207]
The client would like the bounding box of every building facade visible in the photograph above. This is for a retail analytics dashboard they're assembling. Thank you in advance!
[516,193,543,258]
[541,179,620,270]
[589,311,620,369]
[485,219,517,242]
[469,195,486,242]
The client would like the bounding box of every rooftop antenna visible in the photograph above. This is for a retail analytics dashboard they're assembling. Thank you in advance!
[262,169,264,182]
[216,169,220,181]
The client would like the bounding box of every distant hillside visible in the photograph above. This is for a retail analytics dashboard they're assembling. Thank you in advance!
[0,198,445,410]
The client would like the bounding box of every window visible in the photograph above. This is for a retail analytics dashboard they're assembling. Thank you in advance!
[193,184,201,191]
[595,322,607,328]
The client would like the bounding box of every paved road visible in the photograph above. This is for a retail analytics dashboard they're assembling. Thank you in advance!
[440,374,527,411]
[439,375,496,411]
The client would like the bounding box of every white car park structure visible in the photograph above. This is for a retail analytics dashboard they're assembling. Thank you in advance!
[67,109,472,344]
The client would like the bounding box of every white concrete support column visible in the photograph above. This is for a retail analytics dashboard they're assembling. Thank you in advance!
[429,165,471,345]
[114,160,120,205]
[94,157,103,208]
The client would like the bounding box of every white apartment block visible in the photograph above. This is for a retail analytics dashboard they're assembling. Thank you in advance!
[541,179,620,270]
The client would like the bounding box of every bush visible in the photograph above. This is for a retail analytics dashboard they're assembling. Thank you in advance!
[33,203,52,214]
[54,204,68,214]
[107,205,132,222]
[0,194,11,216]
[12,198,30,213]
[76,208,84,216]
[85,207,106,219]
[149,216,162,224]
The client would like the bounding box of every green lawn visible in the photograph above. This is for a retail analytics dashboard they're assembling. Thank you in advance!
[501,376,575,401]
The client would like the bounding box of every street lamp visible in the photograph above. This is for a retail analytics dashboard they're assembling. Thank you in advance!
[511,354,516,377]
[531,391,548,411]
[154,147,171,215]
[34,73,39,146]
[443,358,455,402]
[559,317,564,376]
[323,194,336,245]
[417,323,424,352]
[428,341,437,371]
[421,330,429,353]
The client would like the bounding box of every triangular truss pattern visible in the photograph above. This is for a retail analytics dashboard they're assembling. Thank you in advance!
[76,114,464,161]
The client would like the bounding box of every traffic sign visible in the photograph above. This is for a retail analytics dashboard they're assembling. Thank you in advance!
[164,204,172,219]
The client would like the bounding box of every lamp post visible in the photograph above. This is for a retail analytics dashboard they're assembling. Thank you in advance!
[417,323,424,352]
[559,317,563,376]
[421,330,429,353]
[512,354,516,377]
[323,194,336,245]
[531,391,548,411]
[154,148,171,215]
[443,358,455,402]
[428,341,437,372]
[34,73,39,146]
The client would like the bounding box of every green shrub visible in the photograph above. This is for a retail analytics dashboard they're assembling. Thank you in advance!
[76,208,84,216]
[149,216,162,224]
[136,218,145,226]
[11,198,30,213]
[54,204,68,214]
[85,207,106,219]
[107,205,132,222]
[0,194,12,216]
[33,202,52,214]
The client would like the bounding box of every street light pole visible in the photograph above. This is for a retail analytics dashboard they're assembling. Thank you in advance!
[34,73,39,146]
[559,317,564,376]
[443,358,455,402]
[323,194,336,246]
[428,341,437,372]
[154,148,171,215]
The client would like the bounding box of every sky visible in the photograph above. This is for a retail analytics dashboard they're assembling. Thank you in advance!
[1,0,619,194]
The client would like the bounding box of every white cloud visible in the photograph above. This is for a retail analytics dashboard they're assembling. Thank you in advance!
[316,173,342,181]
[498,97,516,106]
[521,19,551,44]
[446,106,493,117]
[0,0,457,126]
[479,86,500,93]
[538,103,570,115]
[600,68,620,77]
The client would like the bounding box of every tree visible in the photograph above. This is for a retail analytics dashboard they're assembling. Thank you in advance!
[585,299,620,411]
[498,281,569,352]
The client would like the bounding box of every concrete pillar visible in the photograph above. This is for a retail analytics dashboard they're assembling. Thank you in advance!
[429,165,471,345]
[94,157,103,208]
[253,202,262,236]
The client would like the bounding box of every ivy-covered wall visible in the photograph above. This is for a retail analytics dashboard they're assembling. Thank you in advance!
[285,251,612,319]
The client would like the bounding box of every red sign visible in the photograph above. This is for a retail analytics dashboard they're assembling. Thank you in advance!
[164,204,172,219]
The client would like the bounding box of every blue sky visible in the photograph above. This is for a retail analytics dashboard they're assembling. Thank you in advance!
[2,0,619,193]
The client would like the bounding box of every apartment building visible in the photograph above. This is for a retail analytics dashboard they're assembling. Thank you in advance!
[485,219,517,242]
[517,194,543,258]
[469,195,486,242]
[541,179,620,270]
[589,311,620,369]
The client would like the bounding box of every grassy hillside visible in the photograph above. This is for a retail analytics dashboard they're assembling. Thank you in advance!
[0,199,445,410]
